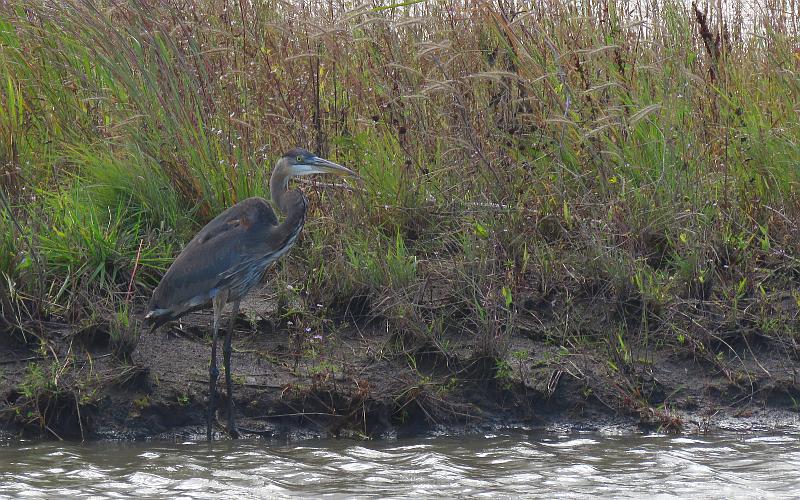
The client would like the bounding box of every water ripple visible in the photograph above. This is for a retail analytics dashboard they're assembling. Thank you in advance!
[1,431,799,498]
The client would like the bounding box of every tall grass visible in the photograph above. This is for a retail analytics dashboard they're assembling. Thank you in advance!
[0,0,798,361]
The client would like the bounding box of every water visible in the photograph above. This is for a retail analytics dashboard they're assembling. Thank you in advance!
[2,431,799,499]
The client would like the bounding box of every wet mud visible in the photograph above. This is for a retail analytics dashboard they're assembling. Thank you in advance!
[2,285,799,442]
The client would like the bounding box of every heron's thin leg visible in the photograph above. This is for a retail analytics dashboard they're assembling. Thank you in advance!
[207,290,227,441]
[223,299,240,439]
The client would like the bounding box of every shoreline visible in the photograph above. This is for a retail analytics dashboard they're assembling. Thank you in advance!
[2,285,798,443]
[2,0,800,446]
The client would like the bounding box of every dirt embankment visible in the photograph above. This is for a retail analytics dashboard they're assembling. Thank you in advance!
[1,284,799,441]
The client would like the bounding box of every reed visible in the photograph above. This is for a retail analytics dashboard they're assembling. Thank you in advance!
[1,0,798,364]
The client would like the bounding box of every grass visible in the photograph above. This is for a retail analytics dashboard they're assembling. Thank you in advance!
[0,0,799,414]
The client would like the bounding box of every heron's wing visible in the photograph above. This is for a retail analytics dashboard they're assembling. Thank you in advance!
[187,196,278,247]
[146,197,278,322]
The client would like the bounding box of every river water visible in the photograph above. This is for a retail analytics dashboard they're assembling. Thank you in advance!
[1,431,799,498]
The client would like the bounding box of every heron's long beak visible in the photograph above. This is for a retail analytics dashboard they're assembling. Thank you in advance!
[294,156,358,178]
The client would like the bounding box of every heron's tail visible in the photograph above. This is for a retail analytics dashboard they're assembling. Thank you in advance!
[143,309,173,333]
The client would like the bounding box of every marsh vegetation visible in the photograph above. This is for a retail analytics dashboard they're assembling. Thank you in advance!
[1,0,799,439]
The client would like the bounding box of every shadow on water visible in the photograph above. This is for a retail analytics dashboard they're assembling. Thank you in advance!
[1,431,799,498]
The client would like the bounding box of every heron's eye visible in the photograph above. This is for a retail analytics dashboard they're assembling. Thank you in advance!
[296,155,304,163]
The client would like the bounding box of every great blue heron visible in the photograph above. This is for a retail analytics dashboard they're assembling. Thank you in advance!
[144,148,357,440]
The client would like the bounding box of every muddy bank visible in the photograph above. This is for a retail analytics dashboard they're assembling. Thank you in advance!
[1,284,799,442]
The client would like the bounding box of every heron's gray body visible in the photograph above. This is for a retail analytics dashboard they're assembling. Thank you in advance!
[144,148,355,441]
[146,194,306,328]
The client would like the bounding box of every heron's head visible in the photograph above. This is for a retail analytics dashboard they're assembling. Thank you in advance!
[278,148,356,179]
[270,148,357,211]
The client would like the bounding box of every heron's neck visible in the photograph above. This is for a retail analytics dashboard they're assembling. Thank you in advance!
[269,160,308,236]
[274,189,308,250]
[270,159,292,214]
[279,189,307,224]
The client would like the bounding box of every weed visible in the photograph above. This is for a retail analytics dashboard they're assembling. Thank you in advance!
[20,364,57,402]
[494,359,514,390]
[108,304,140,362]
[132,396,150,411]
[0,0,798,435]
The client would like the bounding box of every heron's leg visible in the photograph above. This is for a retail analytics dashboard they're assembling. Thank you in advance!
[223,299,240,439]
[207,290,228,441]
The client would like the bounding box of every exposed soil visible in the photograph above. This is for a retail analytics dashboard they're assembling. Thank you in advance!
[1,284,799,442]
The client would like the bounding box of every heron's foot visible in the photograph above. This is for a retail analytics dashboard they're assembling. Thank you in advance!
[226,400,238,439]
[206,404,216,441]
[213,410,239,439]
[207,370,219,441]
